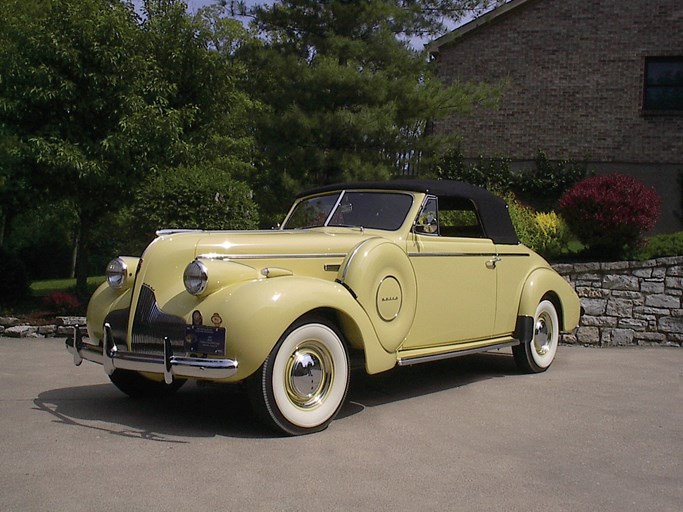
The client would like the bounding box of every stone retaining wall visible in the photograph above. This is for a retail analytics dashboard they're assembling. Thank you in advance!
[554,256,683,347]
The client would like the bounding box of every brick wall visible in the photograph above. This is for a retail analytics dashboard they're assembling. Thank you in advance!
[432,0,683,164]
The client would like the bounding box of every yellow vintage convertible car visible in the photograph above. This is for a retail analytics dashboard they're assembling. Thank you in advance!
[67,180,580,435]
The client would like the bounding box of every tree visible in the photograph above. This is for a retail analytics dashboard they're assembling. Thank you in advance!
[0,0,258,296]
[238,0,503,223]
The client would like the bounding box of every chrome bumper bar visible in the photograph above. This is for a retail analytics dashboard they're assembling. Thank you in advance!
[66,323,238,383]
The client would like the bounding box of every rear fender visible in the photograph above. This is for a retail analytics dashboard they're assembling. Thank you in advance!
[517,267,581,333]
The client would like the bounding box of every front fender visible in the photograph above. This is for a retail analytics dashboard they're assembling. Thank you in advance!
[194,276,396,381]
[517,267,581,332]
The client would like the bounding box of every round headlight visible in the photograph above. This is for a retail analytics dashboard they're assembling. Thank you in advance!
[184,260,208,296]
[106,258,128,289]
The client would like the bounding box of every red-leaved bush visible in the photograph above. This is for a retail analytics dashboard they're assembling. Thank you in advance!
[43,291,82,316]
[559,174,660,258]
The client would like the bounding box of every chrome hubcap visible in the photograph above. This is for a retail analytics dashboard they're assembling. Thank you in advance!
[534,313,553,355]
[285,342,333,409]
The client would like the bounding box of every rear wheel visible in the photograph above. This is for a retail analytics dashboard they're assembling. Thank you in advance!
[109,369,185,398]
[249,318,350,436]
[513,299,559,373]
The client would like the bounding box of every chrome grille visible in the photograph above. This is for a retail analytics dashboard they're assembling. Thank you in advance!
[131,284,186,354]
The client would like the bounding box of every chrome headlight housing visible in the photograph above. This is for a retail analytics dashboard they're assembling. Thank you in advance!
[106,257,140,290]
[184,260,209,296]
[106,258,128,290]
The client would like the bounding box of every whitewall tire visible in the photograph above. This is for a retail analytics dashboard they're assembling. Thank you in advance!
[249,318,350,436]
[513,299,560,373]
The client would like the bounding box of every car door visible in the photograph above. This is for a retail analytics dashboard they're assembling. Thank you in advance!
[403,196,497,349]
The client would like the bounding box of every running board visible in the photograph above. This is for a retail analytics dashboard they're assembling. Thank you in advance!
[397,340,520,367]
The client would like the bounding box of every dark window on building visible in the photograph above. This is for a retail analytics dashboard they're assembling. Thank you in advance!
[643,57,683,112]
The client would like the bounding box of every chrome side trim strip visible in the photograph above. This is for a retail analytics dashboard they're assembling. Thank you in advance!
[408,252,530,258]
[397,340,519,367]
[197,253,347,261]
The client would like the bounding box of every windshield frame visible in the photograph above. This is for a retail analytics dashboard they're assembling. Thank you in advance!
[281,190,415,232]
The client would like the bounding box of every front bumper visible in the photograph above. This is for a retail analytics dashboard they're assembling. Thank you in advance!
[66,323,239,383]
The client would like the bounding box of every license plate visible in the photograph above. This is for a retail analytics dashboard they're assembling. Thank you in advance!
[184,326,226,355]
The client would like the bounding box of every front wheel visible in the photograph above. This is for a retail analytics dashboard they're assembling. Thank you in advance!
[109,369,185,398]
[513,299,560,373]
[248,319,350,436]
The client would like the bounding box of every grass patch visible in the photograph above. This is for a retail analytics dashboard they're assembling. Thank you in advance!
[30,276,105,296]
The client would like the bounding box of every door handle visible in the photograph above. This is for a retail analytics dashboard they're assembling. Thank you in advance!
[486,257,501,269]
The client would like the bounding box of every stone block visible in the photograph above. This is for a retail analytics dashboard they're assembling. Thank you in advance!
[635,306,670,316]
[666,264,683,277]
[581,316,618,327]
[5,326,38,338]
[611,291,644,303]
[645,294,680,309]
[602,261,630,271]
[56,316,86,327]
[610,328,635,346]
[633,332,667,343]
[632,268,653,278]
[603,274,639,291]
[573,263,601,273]
[618,318,647,331]
[658,316,683,334]
[582,298,607,316]
[606,298,633,317]
[559,333,577,345]
[38,325,58,336]
[576,287,608,298]
[0,317,21,327]
[652,267,667,279]
[665,277,683,290]
[576,326,600,345]
[641,281,665,294]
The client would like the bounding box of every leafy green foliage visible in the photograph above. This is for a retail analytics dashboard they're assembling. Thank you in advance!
[636,232,683,261]
[505,196,570,261]
[434,148,586,211]
[0,0,258,291]
[240,0,504,224]
[119,165,259,253]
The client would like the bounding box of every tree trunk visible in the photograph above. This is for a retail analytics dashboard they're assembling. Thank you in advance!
[74,215,90,300]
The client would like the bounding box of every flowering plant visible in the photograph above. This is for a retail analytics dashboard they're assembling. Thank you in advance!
[43,291,82,316]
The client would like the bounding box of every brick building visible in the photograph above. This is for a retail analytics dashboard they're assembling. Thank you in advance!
[428,0,683,232]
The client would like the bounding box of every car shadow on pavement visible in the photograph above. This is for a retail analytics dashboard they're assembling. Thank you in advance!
[35,351,518,440]
[340,351,518,419]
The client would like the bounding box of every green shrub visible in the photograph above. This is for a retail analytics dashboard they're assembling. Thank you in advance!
[636,232,683,260]
[514,150,587,212]
[534,211,572,259]
[116,165,260,253]
[506,196,570,260]
[433,148,586,212]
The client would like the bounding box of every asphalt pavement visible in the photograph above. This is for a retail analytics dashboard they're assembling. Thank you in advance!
[0,337,681,512]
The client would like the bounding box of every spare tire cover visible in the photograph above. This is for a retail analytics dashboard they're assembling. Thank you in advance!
[337,238,417,352]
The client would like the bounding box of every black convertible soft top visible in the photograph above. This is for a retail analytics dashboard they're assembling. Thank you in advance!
[299,179,519,245]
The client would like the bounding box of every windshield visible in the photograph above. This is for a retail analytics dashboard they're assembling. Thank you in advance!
[283,191,414,231]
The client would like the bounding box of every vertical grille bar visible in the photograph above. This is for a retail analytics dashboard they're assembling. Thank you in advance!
[131,284,186,354]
